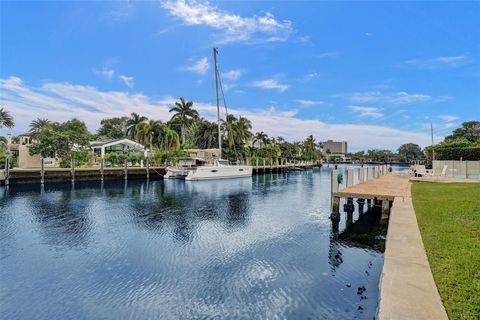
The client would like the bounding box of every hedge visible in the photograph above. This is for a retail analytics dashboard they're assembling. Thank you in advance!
[435,146,480,160]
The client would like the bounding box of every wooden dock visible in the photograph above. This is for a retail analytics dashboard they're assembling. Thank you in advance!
[1,161,319,185]
[331,167,411,223]
[334,173,411,201]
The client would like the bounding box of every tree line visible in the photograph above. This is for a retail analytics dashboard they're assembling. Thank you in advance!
[1,104,478,166]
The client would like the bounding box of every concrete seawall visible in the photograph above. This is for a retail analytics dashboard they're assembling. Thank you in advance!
[378,196,448,320]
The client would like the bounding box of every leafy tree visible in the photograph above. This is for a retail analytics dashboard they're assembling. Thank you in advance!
[0,108,14,129]
[29,119,91,159]
[366,149,395,163]
[397,143,424,162]
[444,121,480,143]
[169,97,199,144]
[126,113,147,140]
[96,117,128,139]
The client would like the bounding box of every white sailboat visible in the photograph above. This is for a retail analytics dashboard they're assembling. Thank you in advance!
[164,48,253,181]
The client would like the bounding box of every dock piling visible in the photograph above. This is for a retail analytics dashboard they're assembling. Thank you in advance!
[381,200,390,224]
[70,157,75,183]
[100,158,104,181]
[124,159,128,180]
[5,158,9,186]
[146,158,150,179]
[40,158,45,184]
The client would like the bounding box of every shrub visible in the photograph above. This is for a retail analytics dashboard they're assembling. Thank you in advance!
[435,146,480,161]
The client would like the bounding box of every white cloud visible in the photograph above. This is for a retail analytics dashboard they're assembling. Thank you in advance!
[437,115,459,122]
[94,67,115,81]
[182,57,209,75]
[365,32,373,36]
[301,72,320,82]
[161,0,293,43]
[119,75,134,89]
[0,76,435,150]
[222,69,242,80]
[405,56,467,69]
[251,79,289,92]
[296,99,324,106]
[348,106,384,119]
[343,91,432,105]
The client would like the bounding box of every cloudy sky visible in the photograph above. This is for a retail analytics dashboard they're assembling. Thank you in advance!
[1,1,478,151]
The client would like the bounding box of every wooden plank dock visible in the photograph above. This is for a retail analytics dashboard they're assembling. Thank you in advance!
[334,173,411,201]
[331,168,411,223]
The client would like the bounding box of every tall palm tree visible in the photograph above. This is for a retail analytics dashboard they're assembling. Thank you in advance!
[0,108,14,129]
[169,97,199,144]
[29,118,52,137]
[126,113,147,140]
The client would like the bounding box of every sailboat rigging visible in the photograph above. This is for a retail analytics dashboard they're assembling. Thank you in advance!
[164,48,253,180]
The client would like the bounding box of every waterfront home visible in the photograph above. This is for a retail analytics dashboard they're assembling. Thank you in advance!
[90,138,147,159]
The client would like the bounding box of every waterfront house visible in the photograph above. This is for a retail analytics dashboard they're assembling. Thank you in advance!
[90,138,147,159]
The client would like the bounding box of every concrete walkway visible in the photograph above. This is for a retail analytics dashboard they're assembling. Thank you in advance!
[378,195,448,320]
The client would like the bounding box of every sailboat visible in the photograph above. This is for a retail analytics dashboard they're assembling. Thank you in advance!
[164,48,253,181]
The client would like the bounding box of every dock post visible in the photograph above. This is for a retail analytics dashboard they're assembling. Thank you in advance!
[146,157,150,179]
[347,169,354,187]
[366,198,372,207]
[331,197,340,219]
[359,167,365,183]
[5,158,9,186]
[70,157,75,183]
[100,158,104,181]
[358,198,365,214]
[345,198,354,227]
[381,200,390,224]
[40,158,45,184]
[124,159,128,180]
[331,169,340,219]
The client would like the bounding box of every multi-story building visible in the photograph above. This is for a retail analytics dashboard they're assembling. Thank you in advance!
[321,140,347,155]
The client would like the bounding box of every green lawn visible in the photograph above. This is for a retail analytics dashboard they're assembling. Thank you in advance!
[412,183,480,320]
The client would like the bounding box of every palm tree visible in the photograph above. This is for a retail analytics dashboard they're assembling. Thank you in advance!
[158,124,180,151]
[29,118,52,137]
[224,114,238,148]
[0,108,14,129]
[0,136,7,149]
[135,119,162,149]
[235,116,253,145]
[185,119,218,149]
[303,135,316,160]
[126,113,147,140]
[169,97,199,144]
[253,131,269,147]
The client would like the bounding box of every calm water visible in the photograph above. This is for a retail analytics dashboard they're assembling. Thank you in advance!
[1,167,384,319]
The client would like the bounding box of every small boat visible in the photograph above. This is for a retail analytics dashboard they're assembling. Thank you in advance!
[165,48,253,181]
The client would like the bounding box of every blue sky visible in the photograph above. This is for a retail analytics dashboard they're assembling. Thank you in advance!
[1,1,479,151]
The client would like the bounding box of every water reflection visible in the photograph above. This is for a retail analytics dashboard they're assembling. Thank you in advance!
[1,168,384,320]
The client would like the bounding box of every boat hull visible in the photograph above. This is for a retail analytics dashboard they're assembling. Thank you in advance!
[185,165,252,181]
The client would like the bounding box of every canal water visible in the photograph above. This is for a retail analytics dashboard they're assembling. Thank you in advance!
[1,167,385,319]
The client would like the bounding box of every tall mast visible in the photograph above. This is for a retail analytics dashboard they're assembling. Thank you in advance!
[214,48,222,158]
